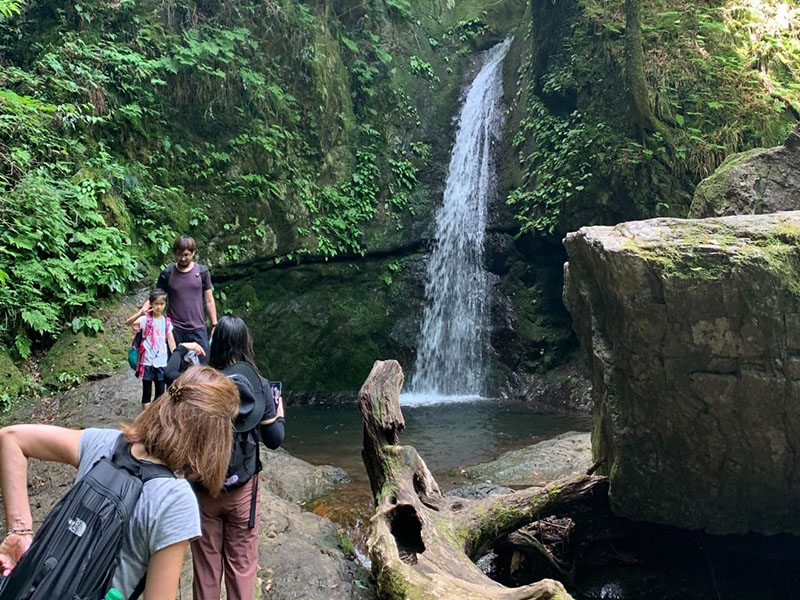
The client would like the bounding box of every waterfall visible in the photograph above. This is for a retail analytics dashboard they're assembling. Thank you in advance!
[405,38,512,405]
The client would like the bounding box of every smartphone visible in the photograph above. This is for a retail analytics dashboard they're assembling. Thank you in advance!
[270,381,282,405]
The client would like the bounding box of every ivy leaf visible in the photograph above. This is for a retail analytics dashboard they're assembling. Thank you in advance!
[341,36,358,52]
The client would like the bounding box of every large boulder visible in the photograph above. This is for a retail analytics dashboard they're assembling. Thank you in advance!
[690,124,800,217]
[563,212,800,535]
[457,431,592,487]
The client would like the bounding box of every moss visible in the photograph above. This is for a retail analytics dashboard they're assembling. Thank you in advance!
[376,568,410,600]
[39,297,132,389]
[218,255,424,394]
[39,331,124,389]
[0,350,25,404]
[338,534,356,559]
[690,147,770,217]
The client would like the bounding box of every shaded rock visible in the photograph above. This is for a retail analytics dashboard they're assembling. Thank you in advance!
[0,350,24,400]
[459,432,592,487]
[690,123,800,218]
[261,447,350,505]
[563,212,800,535]
[500,362,592,413]
[216,255,427,399]
[39,291,147,389]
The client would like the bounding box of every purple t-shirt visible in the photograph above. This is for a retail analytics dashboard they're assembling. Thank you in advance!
[156,264,212,331]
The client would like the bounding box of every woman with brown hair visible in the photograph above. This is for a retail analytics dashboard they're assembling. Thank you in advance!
[0,365,239,600]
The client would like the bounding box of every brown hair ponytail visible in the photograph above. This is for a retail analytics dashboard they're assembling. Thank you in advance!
[122,365,238,495]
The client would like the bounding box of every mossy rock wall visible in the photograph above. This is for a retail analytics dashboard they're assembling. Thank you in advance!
[217,254,427,397]
[39,294,145,389]
[564,211,800,534]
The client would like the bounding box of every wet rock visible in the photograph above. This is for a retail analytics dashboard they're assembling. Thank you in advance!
[458,431,592,487]
[256,493,373,600]
[563,212,800,535]
[690,123,800,218]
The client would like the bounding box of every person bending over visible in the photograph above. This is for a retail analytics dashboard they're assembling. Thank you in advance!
[0,366,239,600]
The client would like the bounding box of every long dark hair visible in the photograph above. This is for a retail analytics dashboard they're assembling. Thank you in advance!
[208,315,257,370]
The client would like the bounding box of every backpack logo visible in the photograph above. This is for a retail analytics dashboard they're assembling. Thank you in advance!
[68,517,86,537]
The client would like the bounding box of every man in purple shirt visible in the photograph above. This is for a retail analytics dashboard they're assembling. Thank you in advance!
[144,235,218,363]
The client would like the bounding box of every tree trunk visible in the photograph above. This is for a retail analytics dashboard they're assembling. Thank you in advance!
[624,0,659,134]
[358,360,607,600]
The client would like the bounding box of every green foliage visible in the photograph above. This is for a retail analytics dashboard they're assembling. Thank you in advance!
[0,0,438,358]
[410,55,438,81]
[509,0,800,233]
[0,166,138,354]
[447,18,489,43]
[0,0,20,18]
[385,0,413,20]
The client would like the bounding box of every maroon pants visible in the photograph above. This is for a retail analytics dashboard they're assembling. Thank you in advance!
[191,476,261,600]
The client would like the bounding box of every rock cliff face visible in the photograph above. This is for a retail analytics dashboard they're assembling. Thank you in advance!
[563,212,800,535]
[690,124,800,218]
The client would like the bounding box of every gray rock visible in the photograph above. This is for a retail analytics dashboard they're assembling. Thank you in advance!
[261,447,350,505]
[690,123,800,218]
[458,431,592,487]
[446,483,515,499]
[563,212,800,535]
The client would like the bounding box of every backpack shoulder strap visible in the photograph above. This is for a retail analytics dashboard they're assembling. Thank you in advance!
[111,435,175,483]
[144,314,155,345]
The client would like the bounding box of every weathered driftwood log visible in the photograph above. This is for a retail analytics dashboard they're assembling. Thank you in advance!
[358,360,607,600]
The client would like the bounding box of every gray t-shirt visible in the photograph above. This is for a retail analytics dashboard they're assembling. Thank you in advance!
[77,428,201,597]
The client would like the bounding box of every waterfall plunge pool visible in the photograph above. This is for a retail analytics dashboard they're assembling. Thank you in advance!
[283,398,590,489]
[282,398,589,568]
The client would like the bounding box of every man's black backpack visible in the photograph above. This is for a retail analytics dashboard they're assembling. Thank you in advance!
[219,362,270,528]
[0,435,174,600]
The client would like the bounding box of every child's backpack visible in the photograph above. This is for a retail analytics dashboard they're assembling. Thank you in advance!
[127,315,170,378]
[127,314,151,375]
[0,434,174,600]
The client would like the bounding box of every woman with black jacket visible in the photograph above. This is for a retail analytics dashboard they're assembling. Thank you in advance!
[166,316,285,600]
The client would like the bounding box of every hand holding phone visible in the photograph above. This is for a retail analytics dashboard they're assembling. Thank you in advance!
[270,381,282,406]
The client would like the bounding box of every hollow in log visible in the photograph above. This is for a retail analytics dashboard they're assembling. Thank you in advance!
[358,360,607,600]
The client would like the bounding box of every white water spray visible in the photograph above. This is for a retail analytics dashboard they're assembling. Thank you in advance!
[404,39,512,405]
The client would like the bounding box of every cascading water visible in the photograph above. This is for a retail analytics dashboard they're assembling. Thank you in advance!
[404,38,512,405]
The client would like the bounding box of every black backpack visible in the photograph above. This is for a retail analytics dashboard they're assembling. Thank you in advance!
[219,362,269,528]
[0,435,174,600]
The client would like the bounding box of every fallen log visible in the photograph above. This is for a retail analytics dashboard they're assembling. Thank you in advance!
[358,360,607,600]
